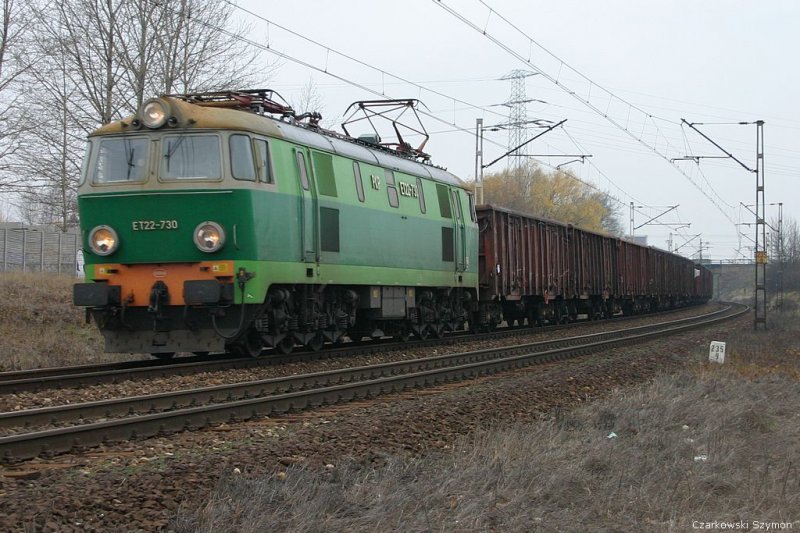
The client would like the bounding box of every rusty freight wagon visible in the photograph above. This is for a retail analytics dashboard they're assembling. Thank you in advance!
[475,205,711,327]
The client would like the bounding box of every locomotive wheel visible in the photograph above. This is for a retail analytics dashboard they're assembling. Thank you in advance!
[307,334,324,352]
[152,352,175,360]
[395,325,411,342]
[233,329,263,358]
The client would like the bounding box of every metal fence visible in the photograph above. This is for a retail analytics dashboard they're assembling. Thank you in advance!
[0,226,80,274]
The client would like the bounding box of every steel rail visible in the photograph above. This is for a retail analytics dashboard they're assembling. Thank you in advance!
[0,353,231,382]
[0,304,745,462]
[0,305,712,394]
[0,337,432,394]
[0,305,730,431]
[1,305,735,429]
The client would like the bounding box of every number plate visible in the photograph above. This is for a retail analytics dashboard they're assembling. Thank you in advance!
[132,220,179,231]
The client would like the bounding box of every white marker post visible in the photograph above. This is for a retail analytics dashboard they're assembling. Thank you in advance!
[709,341,726,364]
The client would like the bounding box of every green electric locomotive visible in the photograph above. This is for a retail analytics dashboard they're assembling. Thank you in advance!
[73,90,479,357]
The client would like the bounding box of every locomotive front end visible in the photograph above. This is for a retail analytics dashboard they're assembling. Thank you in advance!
[73,96,269,357]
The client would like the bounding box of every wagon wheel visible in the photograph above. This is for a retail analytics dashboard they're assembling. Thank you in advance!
[276,335,295,355]
[307,333,324,352]
[558,303,570,324]
[151,352,175,360]
[417,326,430,340]
[395,324,411,343]
[597,303,607,320]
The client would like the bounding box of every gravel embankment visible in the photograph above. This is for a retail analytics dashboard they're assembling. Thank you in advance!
[0,306,742,531]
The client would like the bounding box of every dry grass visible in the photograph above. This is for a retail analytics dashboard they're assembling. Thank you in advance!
[174,311,800,532]
[0,272,126,370]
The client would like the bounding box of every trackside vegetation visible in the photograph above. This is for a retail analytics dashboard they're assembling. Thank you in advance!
[0,273,129,370]
[173,312,800,532]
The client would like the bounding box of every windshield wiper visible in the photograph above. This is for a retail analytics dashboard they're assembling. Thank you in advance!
[164,136,186,173]
[126,146,136,180]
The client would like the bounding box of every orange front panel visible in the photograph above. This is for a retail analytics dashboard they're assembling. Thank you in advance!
[94,261,235,306]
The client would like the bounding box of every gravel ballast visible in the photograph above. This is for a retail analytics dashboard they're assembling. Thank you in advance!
[0,307,742,531]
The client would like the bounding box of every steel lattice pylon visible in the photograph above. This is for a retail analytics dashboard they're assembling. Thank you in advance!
[501,70,536,181]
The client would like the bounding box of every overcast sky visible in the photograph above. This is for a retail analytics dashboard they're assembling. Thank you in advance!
[239,0,798,262]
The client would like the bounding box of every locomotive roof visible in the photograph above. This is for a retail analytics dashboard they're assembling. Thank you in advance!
[276,122,465,186]
[91,96,467,189]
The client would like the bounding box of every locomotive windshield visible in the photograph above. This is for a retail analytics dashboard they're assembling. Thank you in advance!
[92,137,149,183]
[161,134,221,180]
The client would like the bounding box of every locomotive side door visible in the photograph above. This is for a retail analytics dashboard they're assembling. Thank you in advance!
[451,189,467,273]
[294,149,318,263]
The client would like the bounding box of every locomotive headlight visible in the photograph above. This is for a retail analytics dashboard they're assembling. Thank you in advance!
[141,98,169,129]
[88,225,119,256]
[193,221,225,253]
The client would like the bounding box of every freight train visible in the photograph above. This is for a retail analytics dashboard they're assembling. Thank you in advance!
[73,89,713,358]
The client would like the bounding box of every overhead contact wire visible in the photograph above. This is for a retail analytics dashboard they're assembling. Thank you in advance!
[433,0,738,227]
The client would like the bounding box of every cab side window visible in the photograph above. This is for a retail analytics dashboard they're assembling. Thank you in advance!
[417,177,426,214]
[254,139,273,183]
[230,134,256,181]
[354,162,365,202]
[385,169,399,208]
[296,151,309,190]
[451,190,463,221]
[436,184,452,218]
[467,192,477,221]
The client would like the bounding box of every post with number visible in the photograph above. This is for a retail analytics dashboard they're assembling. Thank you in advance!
[709,341,726,364]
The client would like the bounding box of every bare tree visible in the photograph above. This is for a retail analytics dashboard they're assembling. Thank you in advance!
[599,195,624,237]
[787,219,800,265]
[7,0,275,226]
[0,0,36,189]
[769,216,800,265]
[291,76,325,114]
[768,216,800,293]
[116,0,161,112]
[15,42,85,230]
[10,0,105,229]
[35,0,270,126]
[149,0,266,96]
[39,0,127,125]
[290,76,340,129]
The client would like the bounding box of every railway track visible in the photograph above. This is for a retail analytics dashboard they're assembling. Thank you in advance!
[0,303,746,462]
[0,304,713,394]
